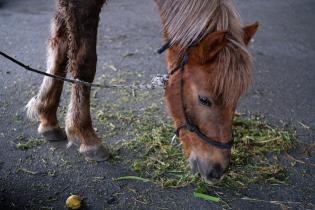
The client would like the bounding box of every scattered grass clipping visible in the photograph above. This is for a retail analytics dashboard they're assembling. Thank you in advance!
[93,75,296,190]
[120,111,296,189]
[16,137,46,150]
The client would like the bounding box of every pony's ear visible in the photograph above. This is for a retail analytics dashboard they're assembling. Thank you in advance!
[195,30,227,63]
[243,22,259,45]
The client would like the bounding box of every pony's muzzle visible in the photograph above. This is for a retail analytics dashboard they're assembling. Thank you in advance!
[189,154,228,181]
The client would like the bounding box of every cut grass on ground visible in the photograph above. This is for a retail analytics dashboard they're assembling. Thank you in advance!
[92,72,296,202]
[15,136,46,150]
[96,102,296,189]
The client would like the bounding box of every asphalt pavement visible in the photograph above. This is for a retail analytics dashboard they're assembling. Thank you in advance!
[0,0,314,209]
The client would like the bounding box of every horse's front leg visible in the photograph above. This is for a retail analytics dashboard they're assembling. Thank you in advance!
[64,0,109,161]
[66,84,110,161]
[26,11,68,141]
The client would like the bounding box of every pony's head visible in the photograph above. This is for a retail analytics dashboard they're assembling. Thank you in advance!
[164,23,258,182]
[156,0,259,182]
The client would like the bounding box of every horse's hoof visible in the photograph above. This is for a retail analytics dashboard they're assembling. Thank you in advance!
[42,128,67,141]
[81,144,110,162]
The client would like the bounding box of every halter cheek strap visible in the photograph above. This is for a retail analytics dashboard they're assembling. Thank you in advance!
[158,43,234,150]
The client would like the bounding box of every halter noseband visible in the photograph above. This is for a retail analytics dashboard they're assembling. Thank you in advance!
[158,41,234,150]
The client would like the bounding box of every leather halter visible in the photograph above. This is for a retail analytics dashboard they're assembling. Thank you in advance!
[158,42,234,150]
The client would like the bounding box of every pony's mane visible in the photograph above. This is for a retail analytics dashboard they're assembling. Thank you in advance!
[157,0,252,105]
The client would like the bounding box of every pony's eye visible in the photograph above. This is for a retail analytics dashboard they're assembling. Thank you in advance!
[198,95,212,107]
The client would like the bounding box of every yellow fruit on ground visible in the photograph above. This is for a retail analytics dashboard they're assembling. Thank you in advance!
[66,195,81,209]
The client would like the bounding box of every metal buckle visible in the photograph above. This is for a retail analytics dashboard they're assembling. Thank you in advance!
[187,124,198,133]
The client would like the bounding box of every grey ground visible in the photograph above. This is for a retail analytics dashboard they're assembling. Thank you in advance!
[0,0,314,209]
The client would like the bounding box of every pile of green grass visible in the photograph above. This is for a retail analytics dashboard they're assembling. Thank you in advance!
[93,71,296,195]
[96,102,296,189]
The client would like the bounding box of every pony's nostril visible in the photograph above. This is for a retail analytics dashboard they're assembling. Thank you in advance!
[207,163,224,180]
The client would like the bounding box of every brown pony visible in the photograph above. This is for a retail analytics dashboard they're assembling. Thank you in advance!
[26,0,258,182]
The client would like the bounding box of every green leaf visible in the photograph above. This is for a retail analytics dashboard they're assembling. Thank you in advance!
[113,176,151,183]
[193,192,220,203]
